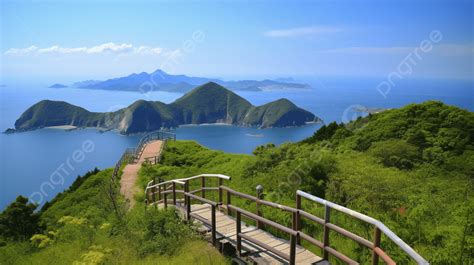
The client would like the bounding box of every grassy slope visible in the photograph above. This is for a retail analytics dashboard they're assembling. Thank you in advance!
[0,169,228,265]
[137,101,473,264]
[3,101,472,264]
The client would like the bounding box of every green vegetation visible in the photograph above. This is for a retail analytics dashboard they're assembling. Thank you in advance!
[136,101,473,264]
[0,196,41,242]
[0,169,228,264]
[2,100,472,264]
[13,82,319,134]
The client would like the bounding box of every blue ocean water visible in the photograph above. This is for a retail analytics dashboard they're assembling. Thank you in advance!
[0,77,472,209]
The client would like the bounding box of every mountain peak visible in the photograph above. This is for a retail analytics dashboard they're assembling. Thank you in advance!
[152,69,167,74]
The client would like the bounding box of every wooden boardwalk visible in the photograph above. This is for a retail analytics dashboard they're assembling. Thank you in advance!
[177,204,324,265]
[120,140,163,208]
[146,174,428,265]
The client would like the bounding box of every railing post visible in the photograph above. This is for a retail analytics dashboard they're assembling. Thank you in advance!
[211,205,216,245]
[295,194,301,245]
[292,211,301,247]
[164,193,168,209]
[172,182,176,205]
[290,233,297,265]
[201,177,206,198]
[158,185,162,201]
[256,185,264,229]
[323,205,331,260]
[372,227,381,265]
[236,211,242,256]
[218,178,223,205]
[226,190,232,216]
[185,181,191,221]
[152,178,156,203]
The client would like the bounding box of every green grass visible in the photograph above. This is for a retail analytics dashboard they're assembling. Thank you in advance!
[1,166,229,265]
[3,100,472,265]
[136,101,473,264]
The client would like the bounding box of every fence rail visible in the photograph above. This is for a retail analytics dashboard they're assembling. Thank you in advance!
[145,175,429,265]
[111,130,176,182]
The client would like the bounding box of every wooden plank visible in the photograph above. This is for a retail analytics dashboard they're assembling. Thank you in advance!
[171,203,323,265]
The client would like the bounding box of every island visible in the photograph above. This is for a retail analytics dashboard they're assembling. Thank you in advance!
[12,82,322,134]
[67,69,311,93]
[49,83,68,88]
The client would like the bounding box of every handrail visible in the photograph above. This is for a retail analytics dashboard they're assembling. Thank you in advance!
[133,131,175,163]
[111,148,135,182]
[144,175,428,265]
[220,186,297,213]
[110,130,175,182]
[297,190,429,265]
[145,174,231,191]
[228,205,297,236]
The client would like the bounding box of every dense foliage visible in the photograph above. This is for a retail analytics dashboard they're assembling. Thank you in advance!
[0,169,228,264]
[2,100,472,264]
[0,196,41,242]
[139,101,473,264]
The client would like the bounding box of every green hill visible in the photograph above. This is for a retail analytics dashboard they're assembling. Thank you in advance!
[12,82,320,134]
[171,81,253,124]
[2,101,471,264]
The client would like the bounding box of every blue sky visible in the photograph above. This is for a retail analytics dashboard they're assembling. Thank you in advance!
[1,0,473,82]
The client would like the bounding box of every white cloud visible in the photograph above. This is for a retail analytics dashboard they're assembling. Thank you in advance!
[264,26,342,38]
[4,43,174,56]
[316,44,474,56]
[4,45,39,55]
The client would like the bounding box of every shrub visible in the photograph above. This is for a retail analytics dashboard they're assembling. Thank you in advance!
[0,196,41,241]
[139,209,195,257]
[369,140,420,170]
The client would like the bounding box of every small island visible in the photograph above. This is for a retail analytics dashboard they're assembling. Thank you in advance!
[49,83,68,88]
[12,82,322,134]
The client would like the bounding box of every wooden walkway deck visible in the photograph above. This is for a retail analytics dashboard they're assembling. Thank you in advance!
[144,162,427,264]
[176,204,324,265]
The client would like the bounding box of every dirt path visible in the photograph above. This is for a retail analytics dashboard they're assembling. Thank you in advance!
[120,140,163,208]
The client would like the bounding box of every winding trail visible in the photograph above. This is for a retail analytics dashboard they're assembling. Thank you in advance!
[120,140,163,208]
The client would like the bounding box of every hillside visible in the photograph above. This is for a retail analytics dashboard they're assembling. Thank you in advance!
[12,82,320,134]
[1,101,472,264]
[138,101,473,264]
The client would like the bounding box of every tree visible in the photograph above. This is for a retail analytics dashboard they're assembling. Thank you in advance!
[0,196,41,241]
[368,140,420,170]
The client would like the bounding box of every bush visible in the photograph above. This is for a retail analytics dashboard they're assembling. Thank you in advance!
[0,196,41,241]
[369,140,420,170]
[139,208,195,257]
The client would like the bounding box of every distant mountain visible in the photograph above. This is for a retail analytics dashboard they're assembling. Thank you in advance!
[273,77,296,83]
[70,80,101,88]
[69,69,311,93]
[49,83,68,88]
[12,82,321,134]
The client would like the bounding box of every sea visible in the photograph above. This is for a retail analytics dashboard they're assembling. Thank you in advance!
[0,77,472,209]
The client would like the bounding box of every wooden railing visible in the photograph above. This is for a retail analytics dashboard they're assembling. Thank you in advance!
[132,131,176,163]
[111,130,176,182]
[111,148,135,182]
[143,138,168,165]
[144,176,429,265]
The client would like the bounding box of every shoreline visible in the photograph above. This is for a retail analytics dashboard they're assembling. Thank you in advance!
[45,125,78,130]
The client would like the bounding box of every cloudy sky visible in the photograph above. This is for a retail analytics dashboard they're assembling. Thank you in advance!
[1,0,473,82]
